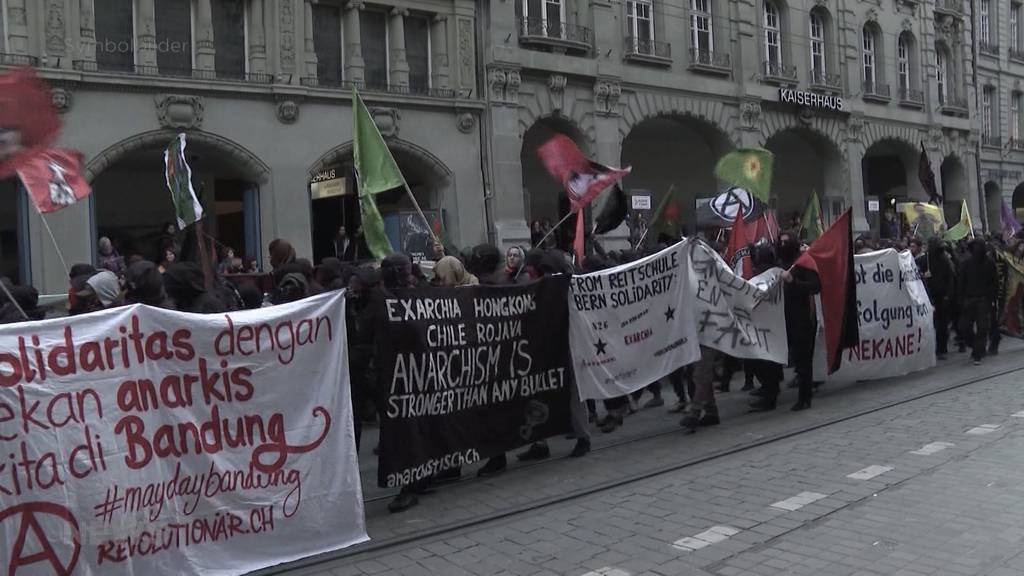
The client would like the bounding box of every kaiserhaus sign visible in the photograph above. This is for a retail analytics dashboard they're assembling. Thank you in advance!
[779,88,844,112]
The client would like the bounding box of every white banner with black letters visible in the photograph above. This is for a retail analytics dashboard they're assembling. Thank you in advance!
[685,241,789,364]
[569,242,701,400]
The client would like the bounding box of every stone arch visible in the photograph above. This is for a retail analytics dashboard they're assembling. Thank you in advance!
[984,180,1002,229]
[763,124,845,228]
[518,83,595,147]
[85,129,271,184]
[1014,182,1024,213]
[759,109,845,154]
[618,91,736,146]
[859,121,920,153]
[307,138,454,183]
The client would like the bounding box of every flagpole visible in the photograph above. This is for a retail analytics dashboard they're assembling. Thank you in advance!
[513,210,575,279]
[35,209,69,277]
[0,280,28,321]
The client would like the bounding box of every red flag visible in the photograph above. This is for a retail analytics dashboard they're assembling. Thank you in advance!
[725,209,754,279]
[0,68,62,179]
[16,149,92,213]
[794,209,859,374]
[537,134,631,212]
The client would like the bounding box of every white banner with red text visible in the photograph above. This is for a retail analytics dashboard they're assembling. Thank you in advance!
[814,249,936,381]
[0,291,367,576]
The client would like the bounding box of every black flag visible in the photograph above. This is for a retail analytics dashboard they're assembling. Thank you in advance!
[593,185,627,235]
[918,142,942,205]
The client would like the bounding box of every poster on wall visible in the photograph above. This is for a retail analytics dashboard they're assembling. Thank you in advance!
[0,292,368,576]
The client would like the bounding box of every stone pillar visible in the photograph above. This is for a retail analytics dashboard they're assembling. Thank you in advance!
[195,0,215,71]
[430,15,450,89]
[79,0,96,63]
[135,0,157,66]
[488,65,530,248]
[303,0,318,78]
[248,0,267,73]
[389,8,409,88]
[343,1,365,84]
[845,117,870,233]
[44,0,68,62]
[6,0,28,55]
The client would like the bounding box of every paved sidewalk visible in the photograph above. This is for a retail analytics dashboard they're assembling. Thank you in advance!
[263,343,1024,576]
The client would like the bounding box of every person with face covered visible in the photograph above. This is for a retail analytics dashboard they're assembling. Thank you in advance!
[958,238,998,365]
[916,237,955,359]
[777,233,821,411]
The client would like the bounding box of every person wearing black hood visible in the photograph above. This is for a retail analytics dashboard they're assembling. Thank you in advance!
[0,283,44,323]
[163,262,227,313]
[365,254,431,513]
[747,242,789,412]
[916,237,955,359]
[774,232,821,411]
[125,261,171,308]
[958,238,998,365]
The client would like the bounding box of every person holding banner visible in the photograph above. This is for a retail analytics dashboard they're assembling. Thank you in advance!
[747,244,787,411]
[958,239,998,365]
[916,237,955,359]
[778,233,821,411]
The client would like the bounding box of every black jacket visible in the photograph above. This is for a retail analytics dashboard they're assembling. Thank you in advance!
[958,255,998,300]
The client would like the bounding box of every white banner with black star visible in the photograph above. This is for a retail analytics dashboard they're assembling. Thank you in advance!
[569,241,701,400]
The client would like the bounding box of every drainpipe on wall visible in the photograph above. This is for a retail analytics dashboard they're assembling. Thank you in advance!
[476,2,497,245]
[968,0,989,232]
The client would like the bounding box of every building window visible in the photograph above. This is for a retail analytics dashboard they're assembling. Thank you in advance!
[1013,3,1021,51]
[154,0,192,73]
[0,0,7,53]
[212,0,247,78]
[897,34,910,92]
[983,86,994,137]
[628,0,655,52]
[862,26,875,86]
[405,15,430,93]
[809,11,825,78]
[690,0,712,54]
[95,0,135,71]
[763,1,781,69]
[361,10,388,88]
[522,0,565,38]
[936,48,947,104]
[1012,91,1022,140]
[981,0,991,45]
[312,2,343,86]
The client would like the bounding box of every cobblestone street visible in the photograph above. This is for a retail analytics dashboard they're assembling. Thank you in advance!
[258,342,1024,576]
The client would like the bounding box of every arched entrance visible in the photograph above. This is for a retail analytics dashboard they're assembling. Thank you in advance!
[620,114,732,236]
[940,155,968,224]
[862,138,919,237]
[522,117,587,250]
[0,177,29,284]
[984,181,1002,231]
[308,140,452,263]
[89,132,267,267]
[1013,182,1024,222]
[763,127,843,232]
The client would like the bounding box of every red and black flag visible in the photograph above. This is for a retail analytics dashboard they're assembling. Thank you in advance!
[918,142,942,205]
[16,148,92,213]
[794,209,859,374]
[537,134,631,260]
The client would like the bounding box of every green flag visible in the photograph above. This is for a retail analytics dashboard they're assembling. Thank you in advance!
[352,88,398,259]
[164,133,203,229]
[353,89,403,195]
[945,199,974,240]
[715,148,774,203]
[800,190,824,241]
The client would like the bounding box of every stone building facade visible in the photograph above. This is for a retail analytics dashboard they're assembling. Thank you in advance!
[0,0,483,293]
[481,0,986,247]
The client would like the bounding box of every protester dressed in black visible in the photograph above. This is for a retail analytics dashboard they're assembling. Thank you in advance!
[958,239,999,365]
[777,234,821,411]
[916,237,955,359]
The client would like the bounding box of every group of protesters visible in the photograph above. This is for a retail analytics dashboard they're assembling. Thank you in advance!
[0,222,1017,514]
